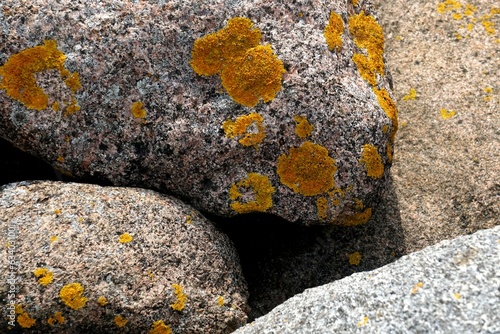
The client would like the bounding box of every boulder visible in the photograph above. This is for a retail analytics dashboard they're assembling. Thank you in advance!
[233,226,500,333]
[0,181,248,333]
[0,0,396,225]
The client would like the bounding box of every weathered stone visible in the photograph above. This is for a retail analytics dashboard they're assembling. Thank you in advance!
[234,226,500,333]
[0,181,248,333]
[0,0,396,225]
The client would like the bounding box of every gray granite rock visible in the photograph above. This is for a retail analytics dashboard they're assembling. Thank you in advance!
[0,0,396,225]
[0,181,248,333]
[233,226,500,334]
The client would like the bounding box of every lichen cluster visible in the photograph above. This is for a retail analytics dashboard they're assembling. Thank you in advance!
[59,282,88,310]
[324,12,344,51]
[223,112,266,148]
[229,173,275,213]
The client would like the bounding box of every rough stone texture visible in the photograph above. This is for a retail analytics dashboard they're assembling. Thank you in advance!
[0,181,248,333]
[0,0,396,225]
[234,226,500,334]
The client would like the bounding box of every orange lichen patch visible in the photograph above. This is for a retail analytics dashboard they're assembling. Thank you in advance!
[437,0,462,14]
[131,101,147,119]
[171,284,187,311]
[97,296,108,306]
[54,209,62,215]
[223,112,266,148]
[324,11,344,52]
[316,197,328,220]
[440,108,456,119]
[17,310,36,328]
[220,45,286,107]
[342,207,373,226]
[217,296,225,306]
[402,88,417,101]
[293,116,314,138]
[59,283,88,310]
[387,142,394,163]
[57,156,65,163]
[52,101,60,111]
[185,215,193,224]
[359,144,384,179]
[352,0,360,6]
[33,267,54,286]
[191,17,285,107]
[50,235,58,243]
[119,232,133,243]
[411,282,424,294]
[374,88,398,143]
[229,173,275,213]
[150,320,172,334]
[114,315,128,327]
[348,251,362,265]
[357,316,369,327]
[277,141,337,196]
[0,40,81,112]
[47,311,65,325]
[349,12,385,86]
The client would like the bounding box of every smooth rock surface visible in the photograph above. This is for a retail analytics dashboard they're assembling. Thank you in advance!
[233,226,500,334]
[0,0,396,225]
[0,181,248,333]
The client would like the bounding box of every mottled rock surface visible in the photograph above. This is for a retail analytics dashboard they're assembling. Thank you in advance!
[0,181,248,333]
[234,226,500,334]
[0,0,396,225]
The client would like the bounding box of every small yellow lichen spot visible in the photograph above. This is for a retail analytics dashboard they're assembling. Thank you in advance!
[411,281,424,294]
[453,12,463,20]
[114,315,128,328]
[277,141,337,196]
[464,4,476,16]
[440,108,456,119]
[342,207,373,226]
[17,311,36,328]
[185,215,193,224]
[57,156,65,163]
[352,0,359,6]
[229,173,275,213]
[59,283,88,310]
[436,0,462,14]
[97,296,108,306]
[395,35,404,41]
[293,116,314,138]
[348,251,362,266]
[52,101,60,111]
[374,88,398,143]
[171,284,187,311]
[33,268,54,286]
[147,271,155,281]
[454,293,462,299]
[131,101,147,119]
[217,296,225,306]
[467,23,474,31]
[150,320,172,334]
[481,20,495,35]
[387,143,394,163]
[54,209,62,215]
[316,197,328,220]
[47,311,65,325]
[119,233,133,243]
[50,235,58,243]
[65,72,82,92]
[324,12,344,52]
[357,316,369,327]
[484,87,493,94]
[403,88,417,101]
[359,144,384,179]
[223,112,266,148]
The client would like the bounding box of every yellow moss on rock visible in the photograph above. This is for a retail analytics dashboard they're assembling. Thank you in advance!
[59,283,88,310]
[277,141,337,196]
[190,17,285,107]
[359,144,384,179]
[293,115,314,138]
[229,173,275,213]
[171,284,187,311]
[33,267,54,286]
[324,12,344,51]
[223,112,266,148]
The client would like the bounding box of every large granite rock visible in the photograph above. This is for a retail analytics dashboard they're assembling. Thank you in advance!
[234,226,500,333]
[0,181,248,333]
[0,0,397,225]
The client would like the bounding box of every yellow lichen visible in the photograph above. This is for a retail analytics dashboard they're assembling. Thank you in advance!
[217,296,225,306]
[50,235,58,243]
[223,112,266,148]
[387,142,393,163]
[349,12,385,86]
[440,108,456,119]
[54,209,62,215]
[352,0,360,6]
[59,283,88,310]
[150,320,172,334]
[316,197,328,220]
[57,156,65,163]
[348,251,362,265]
[0,40,81,112]
[359,144,384,179]
[33,267,54,286]
[190,17,285,107]
[52,101,60,111]
[437,0,462,14]
[411,282,424,294]
[464,4,476,16]
[402,88,417,101]
[357,316,369,327]
[481,19,495,35]
[47,311,65,325]
[131,101,147,119]
[324,12,344,52]
[171,284,187,311]
[454,293,462,299]
[277,141,337,196]
[373,88,398,143]
[229,173,275,213]
[453,12,463,20]
[17,311,36,328]
[484,87,493,94]
[114,315,128,328]
[97,296,108,306]
[293,116,314,138]
[119,233,133,243]
[342,207,373,226]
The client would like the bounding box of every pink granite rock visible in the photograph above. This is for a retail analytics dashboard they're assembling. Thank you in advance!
[0,181,248,333]
[0,0,396,225]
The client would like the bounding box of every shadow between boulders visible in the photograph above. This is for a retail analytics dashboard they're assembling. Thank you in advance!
[210,176,405,321]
